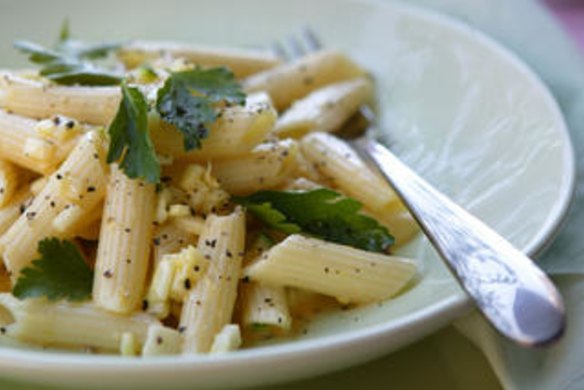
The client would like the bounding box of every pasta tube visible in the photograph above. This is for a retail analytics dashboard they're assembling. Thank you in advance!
[240,282,291,332]
[0,131,108,278]
[0,110,79,174]
[245,235,417,304]
[93,165,156,314]
[300,132,400,213]
[0,72,120,125]
[180,209,245,354]
[149,92,276,161]
[212,139,299,195]
[243,49,366,110]
[275,77,373,138]
[0,294,160,352]
[118,41,282,78]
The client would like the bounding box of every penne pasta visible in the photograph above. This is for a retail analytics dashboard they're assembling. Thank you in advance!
[0,187,32,237]
[243,49,366,110]
[118,41,282,78]
[245,235,417,304]
[0,294,161,352]
[240,282,291,332]
[180,209,245,354]
[0,110,80,174]
[0,72,120,125]
[149,92,277,161]
[212,139,299,195]
[300,132,400,213]
[152,222,197,267]
[275,77,373,138]
[0,161,20,207]
[0,131,108,278]
[93,165,156,314]
[141,324,183,356]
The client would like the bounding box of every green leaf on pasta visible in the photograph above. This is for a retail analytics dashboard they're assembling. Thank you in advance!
[13,238,93,302]
[234,189,395,253]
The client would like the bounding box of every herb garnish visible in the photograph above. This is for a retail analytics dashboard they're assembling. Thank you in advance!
[13,238,93,301]
[156,67,246,151]
[107,81,161,183]
[14,20,121,86]
[234,189,395,253]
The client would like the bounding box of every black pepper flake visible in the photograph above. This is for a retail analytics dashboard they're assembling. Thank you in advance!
[160,176,172,183]
[264,298,273,304]
[56,174,63,180]
[225,250,232,258]
[19,204,26,214]
[103,269,113,278]
[25,211,37,220]
[49,201,56,208]
[242,276,250,284]
[142,300,149,311]
[194,265,200,272]
[153,238,161,246]
[184,278,192,290]
[65,120,75,129]
[204,254,211,260]
[126,258,132,264]
[124,227,131,233]
[86,186,96,193]
[178,326,186,334]
[156,336,163,345]
[93,153,99,159]
[52,116,61,126]
[195,300,201,306]
[0,188,4,194]
[0,327,5,334]
[324,267,330,274]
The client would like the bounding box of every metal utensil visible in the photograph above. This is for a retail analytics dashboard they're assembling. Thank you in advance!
[274,28,566,347]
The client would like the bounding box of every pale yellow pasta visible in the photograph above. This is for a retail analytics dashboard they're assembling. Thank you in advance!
[93,165,156,314]
[212,139,299,195]
[0,187,32,237]
[176,164,230,215]
[171,215,206,236]
[240,282,291,331]
[300,132,400,213]
[210,324,242,354]
[0,131,108,278]
[0,294,160,352]
[374,207,420,247]
[0,72,120,125]
[29,177,48,197]
[120,332,138,356]
[180,209,245,354]
[118,41,282,78]
[0,110,79,174]
[141,324,183,356]
[149,92,276,161]
[152,223,197,266]
[0,161,20,207]
[243,50,366,110]
[275,77,373,138]
[146,245,209,318]
[245,235,417,304]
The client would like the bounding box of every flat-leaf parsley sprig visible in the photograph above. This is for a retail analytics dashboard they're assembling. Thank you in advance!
[14,20,122,86]
[234,189,395,253]
[108,67,246,183]
[13,238,93,302]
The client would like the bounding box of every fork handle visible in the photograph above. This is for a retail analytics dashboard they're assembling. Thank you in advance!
[353,138,565,347]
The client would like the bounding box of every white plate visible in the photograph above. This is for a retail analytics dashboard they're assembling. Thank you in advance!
[0,0,575,388]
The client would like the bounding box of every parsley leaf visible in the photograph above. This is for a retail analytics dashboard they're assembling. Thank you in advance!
[107,81,160,183]
[234,189,395,253]
[156,67,246,151]
[14,20,122,86]
[13,238,93,301]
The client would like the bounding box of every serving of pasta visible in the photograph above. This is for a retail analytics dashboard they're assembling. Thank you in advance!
[0,24,420,357]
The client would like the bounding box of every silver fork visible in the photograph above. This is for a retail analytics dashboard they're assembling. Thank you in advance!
[275,29,566,347]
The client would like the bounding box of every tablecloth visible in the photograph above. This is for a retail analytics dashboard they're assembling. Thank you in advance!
[1,0,583,389]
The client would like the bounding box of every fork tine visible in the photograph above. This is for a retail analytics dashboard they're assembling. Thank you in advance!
[302,27,323,51]
[271,42,290,61]
[286,36,307,59]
